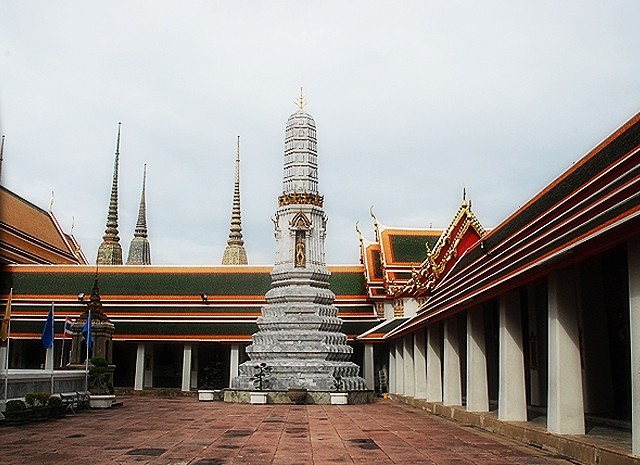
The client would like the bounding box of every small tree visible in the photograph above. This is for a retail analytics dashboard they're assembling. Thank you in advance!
[89,356,114,395]
[251,362,272,391]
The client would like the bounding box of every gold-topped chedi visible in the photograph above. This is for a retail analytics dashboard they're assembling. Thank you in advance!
[97,123,124,265]
[222,136,248,265]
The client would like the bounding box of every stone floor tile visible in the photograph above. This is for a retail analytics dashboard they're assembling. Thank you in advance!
[0,396,595,465]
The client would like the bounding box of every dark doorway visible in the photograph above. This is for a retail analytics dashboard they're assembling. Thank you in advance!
[197,344,230,389]
[152,344,182,388]
[112,341,137,388]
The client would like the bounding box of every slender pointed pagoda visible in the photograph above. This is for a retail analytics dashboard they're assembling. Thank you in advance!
[233,90,366,391]
[221,136,248,264]
[126,164,151,265]
[97,123,123,265]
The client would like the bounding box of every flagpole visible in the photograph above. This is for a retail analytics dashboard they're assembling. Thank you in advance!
[3,288,12,403]
[59,316,67,368]
[4,332,9,403]
[50,303,55,394]
[84,309,91,393]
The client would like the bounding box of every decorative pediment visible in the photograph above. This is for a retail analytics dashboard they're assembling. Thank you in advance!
[396,198,486,298]
[290,211,312,230]
[358,207,442,301]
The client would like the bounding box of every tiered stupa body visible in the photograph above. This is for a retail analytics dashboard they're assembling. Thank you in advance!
[234,103,366,391]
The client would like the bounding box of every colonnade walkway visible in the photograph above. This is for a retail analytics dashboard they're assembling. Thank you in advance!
[1,396,589,465]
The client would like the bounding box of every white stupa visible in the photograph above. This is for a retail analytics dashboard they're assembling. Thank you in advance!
[233,91,366,391]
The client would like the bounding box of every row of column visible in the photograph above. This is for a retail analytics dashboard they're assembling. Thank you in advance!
[133,344,242,391]
[132,342,378,392]
[389,262,633,436]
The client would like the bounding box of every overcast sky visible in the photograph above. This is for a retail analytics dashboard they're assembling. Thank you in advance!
[1,1,639,265]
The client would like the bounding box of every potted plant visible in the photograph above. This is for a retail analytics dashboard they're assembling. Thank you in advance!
[3,399,30,425]
[250,362,271,404]
[198,362,224,401]
[25,392,51,421]
[88,356,115,408]
[287,387,307,405]
[47,395,66,419]
[330,376,348,405]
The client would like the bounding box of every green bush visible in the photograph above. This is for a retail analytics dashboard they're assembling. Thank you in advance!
[25,392,50,408]
[90,356,109,368]
[5,399,26,412]
[89,357,114,395]
[47,396,62,407]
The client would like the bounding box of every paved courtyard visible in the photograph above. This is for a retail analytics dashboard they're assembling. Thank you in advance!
[1,396,577,465]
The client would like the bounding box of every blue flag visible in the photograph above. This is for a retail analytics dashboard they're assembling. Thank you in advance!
[41,304,54,349]
[82,310,93,349]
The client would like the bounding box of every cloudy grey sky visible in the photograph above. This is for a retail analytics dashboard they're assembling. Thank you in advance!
[1,1,639,265]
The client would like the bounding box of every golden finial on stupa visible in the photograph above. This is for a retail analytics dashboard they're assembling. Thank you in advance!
[295,86,307,110]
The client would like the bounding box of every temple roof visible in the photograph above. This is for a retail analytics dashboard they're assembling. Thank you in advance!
[388,110,640,338]
[0,264,377,342]
[0,186,87,265]
[358,211,442,300]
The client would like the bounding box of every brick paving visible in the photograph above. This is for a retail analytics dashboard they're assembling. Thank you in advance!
[1,396,576,465]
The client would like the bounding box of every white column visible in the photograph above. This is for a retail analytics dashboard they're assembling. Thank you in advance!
[499,290,527,421]
[547,269,585,434]
[229,344,240,386]
[143,344,153,388]
[403,335,415,397]
[134,343,145,391]
[426,324,443,402]
[0,345,7,371]
[629,238,640,455]
[181,344,192,392]
[190,344,198,389]
[414,330,427,399]
[527,284,542,406]
[363,344,375,390]
[443,317,462,406]
[44,347,54,370]
[467,308,489,412]
[395,341,404,395]
[388,343,396,394]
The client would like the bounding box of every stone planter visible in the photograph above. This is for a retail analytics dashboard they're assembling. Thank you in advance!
[330,392,348,405]
[89,394,116,409]
[3,409,31,425]
[198,390,218,402]
[250,392,268,404]
[30,406,51,422]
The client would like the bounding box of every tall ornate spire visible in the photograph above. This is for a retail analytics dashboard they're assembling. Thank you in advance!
[126,164,151,265]
[97,123,123,265]
[221,136,248,265]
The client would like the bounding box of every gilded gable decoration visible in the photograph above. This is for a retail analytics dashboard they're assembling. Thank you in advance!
[399,193,486,298]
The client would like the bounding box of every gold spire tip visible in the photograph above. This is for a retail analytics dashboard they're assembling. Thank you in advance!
[295,86,307,110]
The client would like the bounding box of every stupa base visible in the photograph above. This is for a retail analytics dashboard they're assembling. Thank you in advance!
[223,389,375,404]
